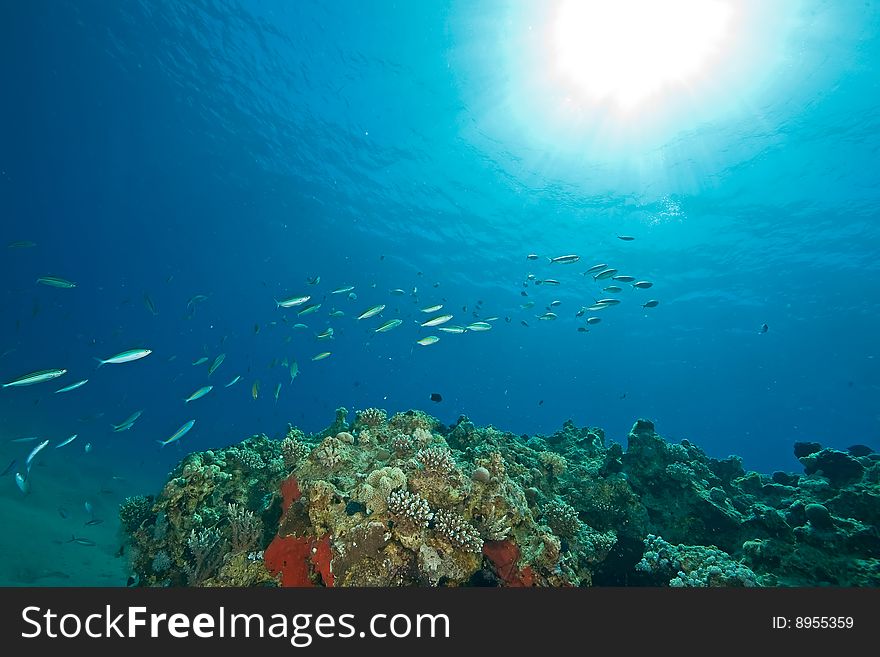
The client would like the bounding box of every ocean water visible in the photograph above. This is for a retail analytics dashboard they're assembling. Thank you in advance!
[0,1,878,585]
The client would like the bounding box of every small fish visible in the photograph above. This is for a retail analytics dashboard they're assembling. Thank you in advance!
[593,269,618,281]
[537,312,557,320]
[225,375,242,387]
[289,361,299,382]
[548,254,580,264]
[3,368,67,387]
[374,319,403,333]
[357,304,386,320]
[85,518,104,526]
[617,235,635,241]
[143,293,159,316]
[84,442,92,453]
[329,310,345,317]
[157,419,195,447]
[485,316,499,322]
[438,326,467,334]
[389,288,405,296]
[8,436,40,443]
[276,295,311,308]
[759,323,768,333]
[603,286,623,293]
[586,317,602,325]
[331,286,355,294]
[311,352,331,361]
[298,303,322,316]
[8,240,36,248]
[521,291,528,297]
[66,536,96,546]
[26,440,50,472]
[521,320,529,327]
[55,434,78,449]
[575,307,586,317]
[306,275,321,285]
[1,459,15,476]
[587,303,612,311]
[632,281,653,289]
[252,381,260,400]
[430,393,443,402]
[585,264,608,274]
[594,299,621,305]
[274,382,282,403]
[254,323,260,334]
[527,254,539,260]
[421,314,454,327]
[542,279,561,285]
[95,349,152,367]
[293,323,309,330]
[421,304,443,313]
[208,353,226,375]
[577,327,589,333]
[316,328,334,340]
[549,300,561,307]
[466,322,492,331]
[58,506,68,518]
[642,300,660,308]
[612,275,636,283]
[184,385,213,403]
[521,301,535,309]
[37,276,76,288]
[417,336,440,346]
[112,410,143,432]
[187,294,209,306]
[55,379,88,394]
[191,356,209,366]
[348,292,357,301]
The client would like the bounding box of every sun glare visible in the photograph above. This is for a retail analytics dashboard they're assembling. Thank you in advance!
[554,0,733,110]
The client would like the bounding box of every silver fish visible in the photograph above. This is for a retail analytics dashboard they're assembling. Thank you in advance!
[208,353,226,375]
[184,385,213,403]
[95,349,152,367]
[548,254,580,264]
[55,379,88,394]
[3,368,67,387]
[55,434,78,449]
[26,440,50,472]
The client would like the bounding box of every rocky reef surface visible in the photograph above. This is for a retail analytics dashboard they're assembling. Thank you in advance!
[120,409,880,587]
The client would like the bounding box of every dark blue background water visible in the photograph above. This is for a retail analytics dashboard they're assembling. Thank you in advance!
[1,0,878,502]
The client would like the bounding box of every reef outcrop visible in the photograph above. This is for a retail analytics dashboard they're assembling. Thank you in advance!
[121,410,880,586]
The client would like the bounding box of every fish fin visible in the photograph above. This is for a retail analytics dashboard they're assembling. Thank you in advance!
[93,358,105,369]
[156,440,165,448]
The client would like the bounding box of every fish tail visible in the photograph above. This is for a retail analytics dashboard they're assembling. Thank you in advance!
[93,357,105,369]
[156,440,166,448]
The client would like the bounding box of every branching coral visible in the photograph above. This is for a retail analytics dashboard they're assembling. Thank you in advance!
[416,446,457,477]
[184,527,227,586]
[227,503,262,553]
[434,509,483,553]
[387,489,433,529]
[356,407,387,429]
[543,499,581,539]
[281,434,310,470]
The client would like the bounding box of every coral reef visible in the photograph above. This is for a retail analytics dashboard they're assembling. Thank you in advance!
[120,411,880,587]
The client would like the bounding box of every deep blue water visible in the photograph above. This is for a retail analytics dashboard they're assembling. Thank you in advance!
[1,0,878,509]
